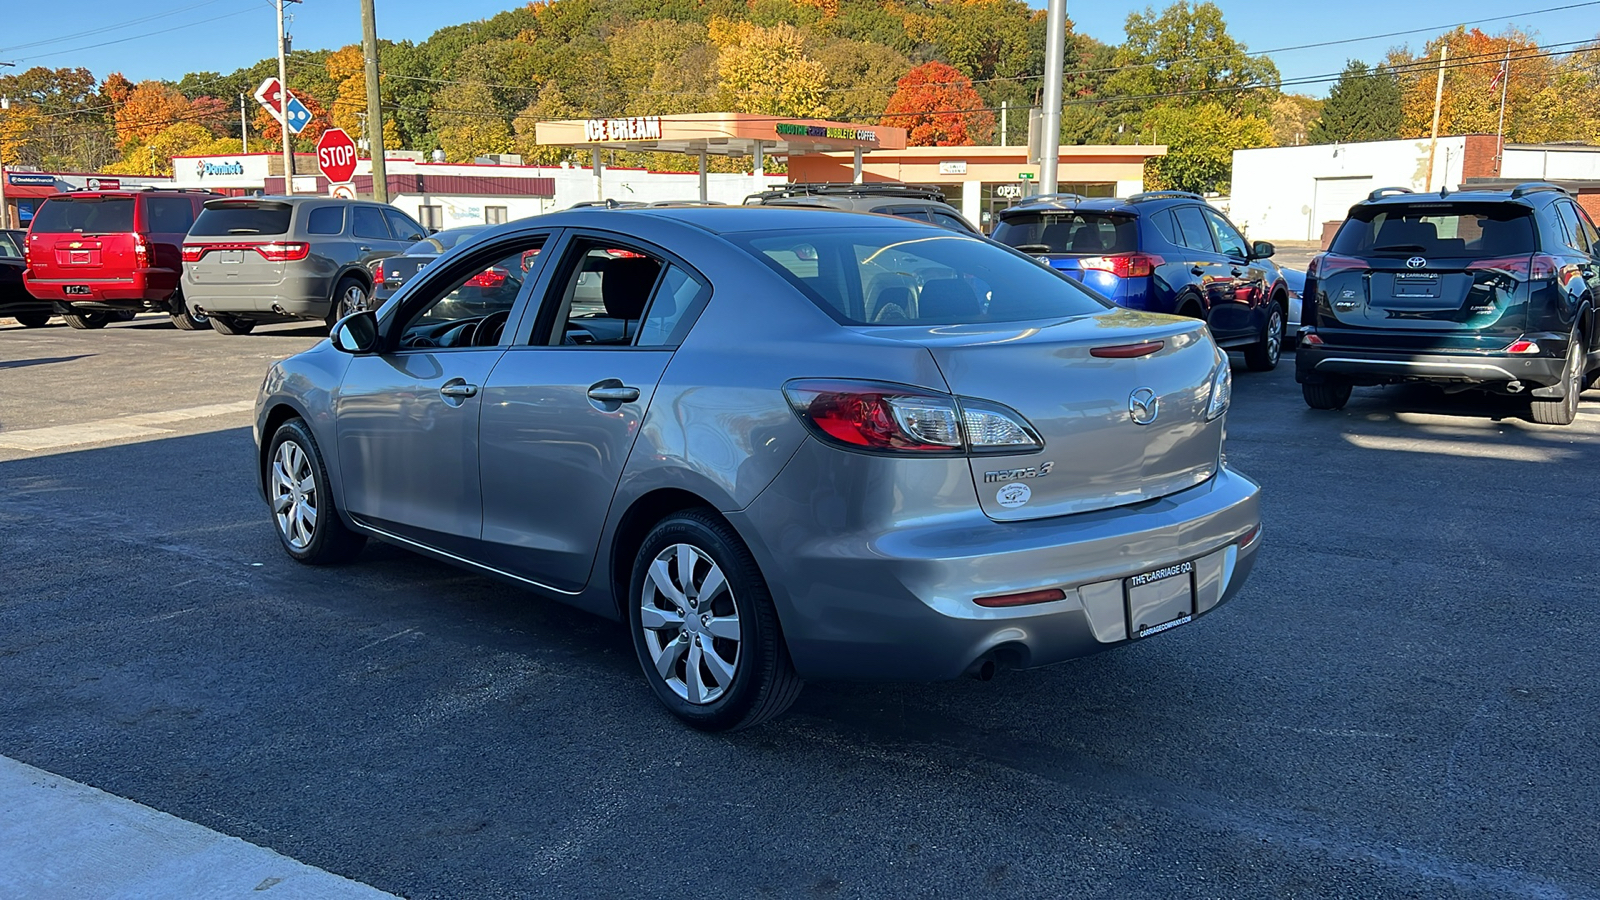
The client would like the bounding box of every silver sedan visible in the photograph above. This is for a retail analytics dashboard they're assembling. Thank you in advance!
[254,206,1261,731]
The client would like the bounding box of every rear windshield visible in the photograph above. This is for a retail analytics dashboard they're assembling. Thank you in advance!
[1332,204,1538,257]
[404,229,483,255]
[190,204,292,236]
[992,212,1138,255]
[732,227,1110,326]
[30,198,134,234]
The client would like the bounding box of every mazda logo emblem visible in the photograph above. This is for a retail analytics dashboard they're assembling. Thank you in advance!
[1406,256,1427,269]
[1129,387,1159,425]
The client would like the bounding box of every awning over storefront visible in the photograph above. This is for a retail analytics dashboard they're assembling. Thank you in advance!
[536,112,909,201]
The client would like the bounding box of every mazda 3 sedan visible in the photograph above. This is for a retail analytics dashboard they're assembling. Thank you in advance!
[254,206,1261,731]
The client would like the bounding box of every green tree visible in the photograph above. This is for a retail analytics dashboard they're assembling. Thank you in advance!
[513,81,578,165]
[1308,61,1400,143]
[1142,101,1271,193]
[433,80,514,162]
[1103,2,1278,118]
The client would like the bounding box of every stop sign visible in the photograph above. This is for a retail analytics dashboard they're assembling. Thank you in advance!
[316,128,358,184]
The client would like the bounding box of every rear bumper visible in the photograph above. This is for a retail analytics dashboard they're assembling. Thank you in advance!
[732,457,1261,682]
[182,272,334,322]
[1296,343,1565,388]
[23,268,178,305]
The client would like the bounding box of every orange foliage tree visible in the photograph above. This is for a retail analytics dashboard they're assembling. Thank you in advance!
[879,61,994,146]
[113,81,197,149]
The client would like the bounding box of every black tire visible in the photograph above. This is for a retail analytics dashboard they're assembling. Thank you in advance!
[328,276,370,330]
[14,312,51,328]
[1243,301,1285,372]
[265,418,366,564]
[168,291,211,331]
[210,314,256,336]
[62,311,108,330]
[1303,379,1352,410]
[1531,332,1584,426]
[629,510,802,732]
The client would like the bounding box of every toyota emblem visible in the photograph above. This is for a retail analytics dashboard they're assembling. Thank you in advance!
[1406,256,1427,269]
[1129,387,1159,425]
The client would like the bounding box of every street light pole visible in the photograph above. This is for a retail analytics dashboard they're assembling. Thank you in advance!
[1038,0,1067,194]
[277,0,294,195]
[1,61,13,230]
[360,0,387,203]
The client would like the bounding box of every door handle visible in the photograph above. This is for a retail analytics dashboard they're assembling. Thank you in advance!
[358,246,373,252]
[439,382,479,399]
[588,385,640,402]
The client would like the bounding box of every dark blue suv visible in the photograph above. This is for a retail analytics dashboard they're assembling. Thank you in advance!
[1296,183,1600,425]
[992,191,1290,371]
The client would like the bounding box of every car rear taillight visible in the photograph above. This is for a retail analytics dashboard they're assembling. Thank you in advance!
[132,233,150,269]
[1504,339,1542,354]
[1306,254,1366,279]
[182,244,205,262]
[1300,332,1325,346]
[463,268,508,288]
[374,262,386,282]
[1077,253,1163,278]
[255,242,310,262]
[784,379,1042,455]
[1468,254,1559,282]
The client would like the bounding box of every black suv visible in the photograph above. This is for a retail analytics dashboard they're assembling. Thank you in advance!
[745,183,977,233]
[1297,183,1600,425]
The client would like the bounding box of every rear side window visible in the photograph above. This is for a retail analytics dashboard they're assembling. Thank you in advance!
[0,232,20,256]
[992,212,1137,254]
[384,209,424,242]
[352,206,391,240]
[1172,206,1215,252]
[191,204,292,236]
[929,211,974,233]
[735,227,1109,326]
[145,196,197,233]
[1555,202,1589,253]
[30,198,135,234]
[1332,204,1538,257]
[305,206,345,235]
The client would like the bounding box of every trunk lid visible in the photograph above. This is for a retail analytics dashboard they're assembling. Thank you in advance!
[873,310,1224,521]
[185,200,294,287]
[26,196,138,281]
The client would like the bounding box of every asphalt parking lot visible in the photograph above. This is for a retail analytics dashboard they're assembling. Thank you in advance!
[1,315,1597,899]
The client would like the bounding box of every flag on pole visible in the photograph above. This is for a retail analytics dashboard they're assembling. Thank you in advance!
[1489,58,1507,91]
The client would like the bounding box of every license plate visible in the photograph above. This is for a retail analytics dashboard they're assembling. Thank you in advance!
[1126,560,1195,639]
[69,251,90,265]
[218,250,244,264]
[1394,273,1440,297]
[63,285,91,295]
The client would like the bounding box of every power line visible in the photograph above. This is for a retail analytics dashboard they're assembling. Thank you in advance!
[14,5,263,63]
[0,0,241,54]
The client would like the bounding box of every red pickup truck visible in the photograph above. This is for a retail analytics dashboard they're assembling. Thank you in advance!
[23,188,219,330]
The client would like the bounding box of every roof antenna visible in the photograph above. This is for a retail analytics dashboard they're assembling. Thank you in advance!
[1440,185,1451,198]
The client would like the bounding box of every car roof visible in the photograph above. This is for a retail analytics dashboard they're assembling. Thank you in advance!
[1353,183,1568,209]
[559,205,956,235]
[996,191,1208,218]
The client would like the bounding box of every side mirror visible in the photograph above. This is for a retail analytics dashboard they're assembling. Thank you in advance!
[330,310,380,354]
[1250,240,1276,260]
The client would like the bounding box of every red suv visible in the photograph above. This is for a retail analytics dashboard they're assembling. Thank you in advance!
[23,188,219,330]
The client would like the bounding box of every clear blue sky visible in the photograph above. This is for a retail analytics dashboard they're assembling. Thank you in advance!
[0,0,1585,95]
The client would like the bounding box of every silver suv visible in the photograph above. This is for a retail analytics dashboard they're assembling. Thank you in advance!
[181,196,426,335]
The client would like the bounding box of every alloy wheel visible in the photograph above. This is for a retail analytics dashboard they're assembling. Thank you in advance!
[639,543,741,705]
[270,439,319,551]
[1266,307,1283,366]
[341,284,368,318]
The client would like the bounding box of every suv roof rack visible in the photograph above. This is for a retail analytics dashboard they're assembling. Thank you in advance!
[1127,190,1202,202]
[1509,181,1568,199]
[1366,186,1414,201]
[748,182,947,203]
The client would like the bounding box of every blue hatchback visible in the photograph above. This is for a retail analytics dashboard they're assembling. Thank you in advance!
[993,191,1290,371]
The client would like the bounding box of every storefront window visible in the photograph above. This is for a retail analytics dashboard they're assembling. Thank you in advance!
[978,182,1117,233]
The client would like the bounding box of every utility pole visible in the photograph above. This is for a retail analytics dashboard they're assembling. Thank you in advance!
[240,93,249,153]
[277,0,295,195]
[1038,0,1066,193]
[1425,44,1448,191]
[1494,48,1511,176]
[0,62,13,230]
[1000,100,1008,148]
[360,0,388,202]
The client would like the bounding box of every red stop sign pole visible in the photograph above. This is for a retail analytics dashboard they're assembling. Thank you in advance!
[317,128,359,185]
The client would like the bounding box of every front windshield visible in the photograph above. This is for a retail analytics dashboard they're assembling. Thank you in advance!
[731,228,1110,326]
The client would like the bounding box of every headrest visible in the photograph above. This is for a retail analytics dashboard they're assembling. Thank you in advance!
[601,256,661,320]
[917,279,982,320]
[1376,218,1438,246]
[1070,226,1106,253]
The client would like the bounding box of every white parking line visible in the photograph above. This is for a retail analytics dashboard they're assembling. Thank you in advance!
[0,756,398,899]
[0,401,254,451]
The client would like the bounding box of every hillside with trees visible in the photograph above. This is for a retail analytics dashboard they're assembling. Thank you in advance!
[2,1,1597,192]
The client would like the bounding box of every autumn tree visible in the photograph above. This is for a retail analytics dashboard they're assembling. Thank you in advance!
[711,20,830,117]
[880,61,994,146]
[1268,94,1322,146]
[513,81,578,165]
[1309,61,1401,143]
[113,82,197,148]
[433,80,514,162]
[1395,28,1586,143]
[1143,101,1271,193]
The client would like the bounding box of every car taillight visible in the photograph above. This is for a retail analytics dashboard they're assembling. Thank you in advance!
[1504,339,1542,354]
[1078,253,1163,278]
[1300,332,1325,346]
[1306,253,1366,279]
[463,268,508,288]
[182,244,205,262]
[255,242,310,262]
[373,262,386,282]
[1468,254,1559,282]
[783,379,1041,455]
[132,233,150,268]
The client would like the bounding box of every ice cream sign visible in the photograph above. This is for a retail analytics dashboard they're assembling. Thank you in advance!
[583,116,664,142]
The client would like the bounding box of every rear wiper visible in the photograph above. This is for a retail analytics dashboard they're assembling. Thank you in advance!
[1371,243,1426,252]
[1013,244,1053,253]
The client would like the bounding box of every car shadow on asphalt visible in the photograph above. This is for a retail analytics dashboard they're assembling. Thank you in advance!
[0,355,94,370]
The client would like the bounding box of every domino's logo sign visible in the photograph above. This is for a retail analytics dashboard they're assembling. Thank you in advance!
[197,160,247,179]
